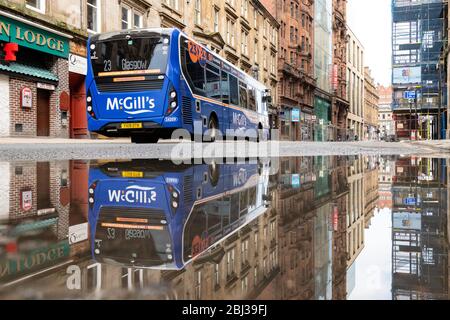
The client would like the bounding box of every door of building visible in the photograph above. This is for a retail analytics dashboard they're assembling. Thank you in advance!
[37,89,50,136]
[37,162,51,210]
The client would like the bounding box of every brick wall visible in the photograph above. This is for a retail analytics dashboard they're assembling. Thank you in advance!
[9,161,38,219]
[9,78,38,136]
[50,57,70,138]
[8,56,70,138]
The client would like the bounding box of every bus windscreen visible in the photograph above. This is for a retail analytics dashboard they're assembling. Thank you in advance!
[91,36,170,77]
[94,212,173,266]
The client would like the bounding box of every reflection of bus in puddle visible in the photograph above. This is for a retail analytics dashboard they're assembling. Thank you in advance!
[88,160,270,270]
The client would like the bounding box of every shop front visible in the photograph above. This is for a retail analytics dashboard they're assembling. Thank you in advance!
[0,12,71,138]
[314,96,331,142]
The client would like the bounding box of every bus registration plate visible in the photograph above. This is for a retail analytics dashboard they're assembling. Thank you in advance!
[122,171,144,178]
[121,123,143,129]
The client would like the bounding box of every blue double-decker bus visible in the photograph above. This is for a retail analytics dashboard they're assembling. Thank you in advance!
[86,28,272,143]
[88,160,270,270]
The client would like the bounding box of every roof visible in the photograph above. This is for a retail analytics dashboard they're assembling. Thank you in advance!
[0,62,58,82]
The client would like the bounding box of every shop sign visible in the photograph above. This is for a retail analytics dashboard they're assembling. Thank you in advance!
[0,14,69,58]
[37,82,55,91]
[292,109,300,122]
[0,241,70,281]
[69,54,87,75]
[69,223,89,245]
[21,87,32,109]
[291,174,300,188]
[20,189,32,212]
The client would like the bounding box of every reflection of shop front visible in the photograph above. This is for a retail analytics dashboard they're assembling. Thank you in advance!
[0,12,71,138]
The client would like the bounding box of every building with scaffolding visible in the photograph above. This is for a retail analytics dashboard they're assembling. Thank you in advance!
[392,0,447,140]
[391,157,448,300]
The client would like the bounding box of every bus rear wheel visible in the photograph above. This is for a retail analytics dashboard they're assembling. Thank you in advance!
[131,134,159,144]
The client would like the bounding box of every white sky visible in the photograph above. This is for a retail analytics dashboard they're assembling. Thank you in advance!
[347,0,392,86]
[348,208,393,300]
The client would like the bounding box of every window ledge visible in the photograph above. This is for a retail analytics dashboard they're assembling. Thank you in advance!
[26,4,45,15]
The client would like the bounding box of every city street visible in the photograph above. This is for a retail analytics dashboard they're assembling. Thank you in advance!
[0,138,449,161]
[1,0,450,306]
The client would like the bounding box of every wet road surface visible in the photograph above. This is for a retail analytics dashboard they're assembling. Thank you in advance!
[0,156,448,300]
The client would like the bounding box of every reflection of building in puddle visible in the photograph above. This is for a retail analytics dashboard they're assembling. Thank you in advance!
[0,160,90,294]
[392,157,448,300]
[273,156,349,300]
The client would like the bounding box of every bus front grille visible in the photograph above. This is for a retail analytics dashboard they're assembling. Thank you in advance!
[96,80,164,93]
[182,96,193,125]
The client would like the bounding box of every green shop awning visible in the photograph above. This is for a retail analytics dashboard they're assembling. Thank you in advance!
[0,62,58,82]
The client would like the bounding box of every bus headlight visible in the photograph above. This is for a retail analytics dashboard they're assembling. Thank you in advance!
[167,184,180,214]
[87,106,93,112]
[88,181,98,208]
[166,87,178,116]
[87,96,92,103]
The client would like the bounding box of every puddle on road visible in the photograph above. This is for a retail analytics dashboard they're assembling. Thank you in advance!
[0,156,448,300]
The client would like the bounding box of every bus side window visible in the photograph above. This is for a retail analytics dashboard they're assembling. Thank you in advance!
[229,75,239,106]
[248,88,256,112]
[221,71,230,104]
[239,82,248,110]
[185,48,206,94]
[205,64,221,101]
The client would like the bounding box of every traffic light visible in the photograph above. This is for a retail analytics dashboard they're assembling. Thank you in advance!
[2,42,19,62]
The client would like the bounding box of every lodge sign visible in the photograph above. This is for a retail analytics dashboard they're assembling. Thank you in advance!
[0,14,69,58]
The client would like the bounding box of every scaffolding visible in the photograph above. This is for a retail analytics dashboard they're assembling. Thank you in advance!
[392,0,448,140]
[391,158,448,300]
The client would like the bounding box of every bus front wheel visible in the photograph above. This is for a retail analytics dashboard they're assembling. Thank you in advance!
[131,134,159,144]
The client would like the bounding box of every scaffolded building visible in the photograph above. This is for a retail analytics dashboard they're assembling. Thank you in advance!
[392,0,447,140]
[391,158,448,300]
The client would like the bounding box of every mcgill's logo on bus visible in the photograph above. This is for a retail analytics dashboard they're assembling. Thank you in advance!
[106,97,156,115]
[108,185,157,204]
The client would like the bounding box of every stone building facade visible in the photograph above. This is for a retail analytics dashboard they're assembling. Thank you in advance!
[364,67,379,140]
[276,0,316,141]
[1,0,278,138]
[346,27,364,140]
[331,0,349,141]
[378,85,394,139]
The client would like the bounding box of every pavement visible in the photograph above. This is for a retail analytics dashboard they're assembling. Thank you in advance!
[0,137,449,161]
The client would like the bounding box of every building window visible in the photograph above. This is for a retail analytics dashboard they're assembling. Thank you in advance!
[254,40,258,63]
[26,0,45,13]
[241,0,248,19]
[241,239,249,265]
[226,248,235,277]
[195,0,202,25]
[134,13,143,28]
[241,30,248,56]
[164,0,179,11]
[214,8,219,32]
[87,0,101,33]
[263,47,267,69]
[226,0,235,8]
[241,276,248,294]
[227,19,235,47]
[121,7,131,30]
[195,270,202,299]
[214,264,220,287]
[254,8,258,28]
